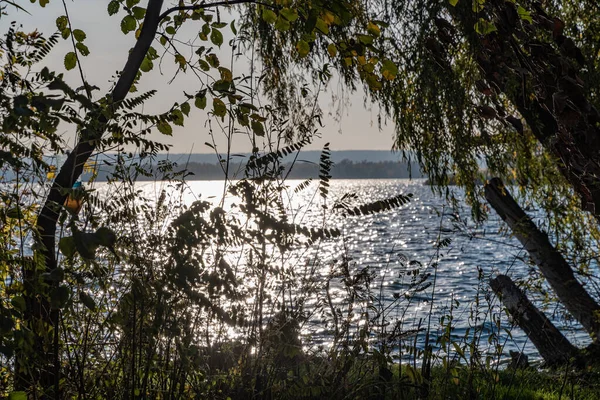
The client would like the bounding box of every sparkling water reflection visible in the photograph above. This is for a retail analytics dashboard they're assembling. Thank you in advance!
[130,178,592,364]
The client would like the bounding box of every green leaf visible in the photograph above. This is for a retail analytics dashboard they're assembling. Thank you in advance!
[5,207,23,219]
[262,8,277,24]
[357,34,373,45]
[64,52,77,71]
[213,98,227,118]
[8,391,27,400]
[171,109,184,126]
[79,292,97,312]
[474,18,497,35]
[51,285,70,309]
[139,56,153,72]
[11,296,26,312]
[210,28,223,47]
[381,59,398,80]
[206,54,219,68]
[107,0,120,15]
[132,6,146,19]
[449,0,459,5]
[59,236,76,258]
[195,95,207,109]
[296,40,310,58]
[230,20,237,35]
[280,8,298,22]
[120,15,137,34]
[56,15,68,30]
[251,120,265,136]
[275,16,291,31]
[157,121,173,135]
[181,102,191,116]
[72,29,86,42]
[517,6,532,23]
[315,18,329,34]
[76,42,90,56]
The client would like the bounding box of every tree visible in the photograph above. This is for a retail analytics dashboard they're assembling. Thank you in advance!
[1,0,403,397]
[245,0,600,365]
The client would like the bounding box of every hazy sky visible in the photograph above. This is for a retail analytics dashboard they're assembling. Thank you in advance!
[2,1,397,153]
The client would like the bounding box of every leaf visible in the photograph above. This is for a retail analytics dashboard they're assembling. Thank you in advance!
[64,51,77,70]
[171,109,184,126]
[280,8,298,22]
[275,16,291,31]
[132,6,146,19]
[381,59,398,80]
[474,18,497,35]
[56,15,68,30]
[315,18,329,34]
[76,42,90,56]
[181,102,191,116]
[79,291,97,312]
[218,66,233,82]
[449,0,458,5]
[195,95,207,109]
[6,207,23,219]
[8,392,27,400]
[296,40,310,58]
[139,56,153,72]
[107,0,120,15]
[120,15,137,34]
[51,285,70,309]
[72,29,86,42]
[213,98,227,118]
[59,236,76,258]
[206,53,220,68]
[517,6,532,24]
[251,120,265,136]
[210,28,223,47]
[157,121,173,135]
[367,21,381,37]
[262,8,277,24]
[174,54,186,68]
[11,296,26,312]
[327,43,337,57]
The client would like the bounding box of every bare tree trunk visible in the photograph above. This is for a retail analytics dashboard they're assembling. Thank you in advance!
[490,275,579,365]
[485,178,600,339]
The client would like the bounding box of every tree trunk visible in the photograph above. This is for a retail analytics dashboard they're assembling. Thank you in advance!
[17,1,166,396]
[485,178,600,339]
[490,274,579,365]
[451,0,600,220]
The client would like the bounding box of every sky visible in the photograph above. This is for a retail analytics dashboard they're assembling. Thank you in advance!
[1,1,397,154]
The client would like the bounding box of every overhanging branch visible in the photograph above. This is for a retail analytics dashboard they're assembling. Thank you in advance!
[158,0,276,22]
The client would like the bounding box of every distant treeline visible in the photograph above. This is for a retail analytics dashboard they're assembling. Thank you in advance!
[116,159,426,181]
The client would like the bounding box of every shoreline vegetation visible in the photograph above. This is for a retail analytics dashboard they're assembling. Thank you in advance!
[90,159,426,181]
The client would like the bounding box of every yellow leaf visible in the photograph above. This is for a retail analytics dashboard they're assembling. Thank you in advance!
[327,43,337,57]
[322,11,335,25]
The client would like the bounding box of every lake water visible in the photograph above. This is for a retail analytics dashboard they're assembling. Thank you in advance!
[131,178,592,364]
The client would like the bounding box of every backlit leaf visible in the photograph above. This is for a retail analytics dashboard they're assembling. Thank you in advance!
[262,8,277,23]
[64,52,77,70]
[296,40,310,58]
[107,0,120,15]
[210,28,223,47]
[72,29,86,42]
[120,15,137,34]
[157,121,173,135]
[213,98,227,118]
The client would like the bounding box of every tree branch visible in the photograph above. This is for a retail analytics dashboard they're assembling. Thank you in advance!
[158,0,275,21]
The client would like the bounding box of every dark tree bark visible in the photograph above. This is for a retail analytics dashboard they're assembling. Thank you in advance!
[17,1,165,396]
[490,274,579,365]
[485,178,600,339]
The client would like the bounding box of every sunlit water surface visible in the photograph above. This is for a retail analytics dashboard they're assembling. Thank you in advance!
[126,178,593,364]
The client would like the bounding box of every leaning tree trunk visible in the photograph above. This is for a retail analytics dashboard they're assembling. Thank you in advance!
[449,0,600,220]
[490,274,579,365]
[485,178,600,339]
[441,0,600,366]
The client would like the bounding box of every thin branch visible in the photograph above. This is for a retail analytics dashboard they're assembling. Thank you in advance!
[158,0,275,21]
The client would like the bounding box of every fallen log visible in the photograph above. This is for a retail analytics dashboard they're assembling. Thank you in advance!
[490,275,579,365]
[485,178,600,339]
